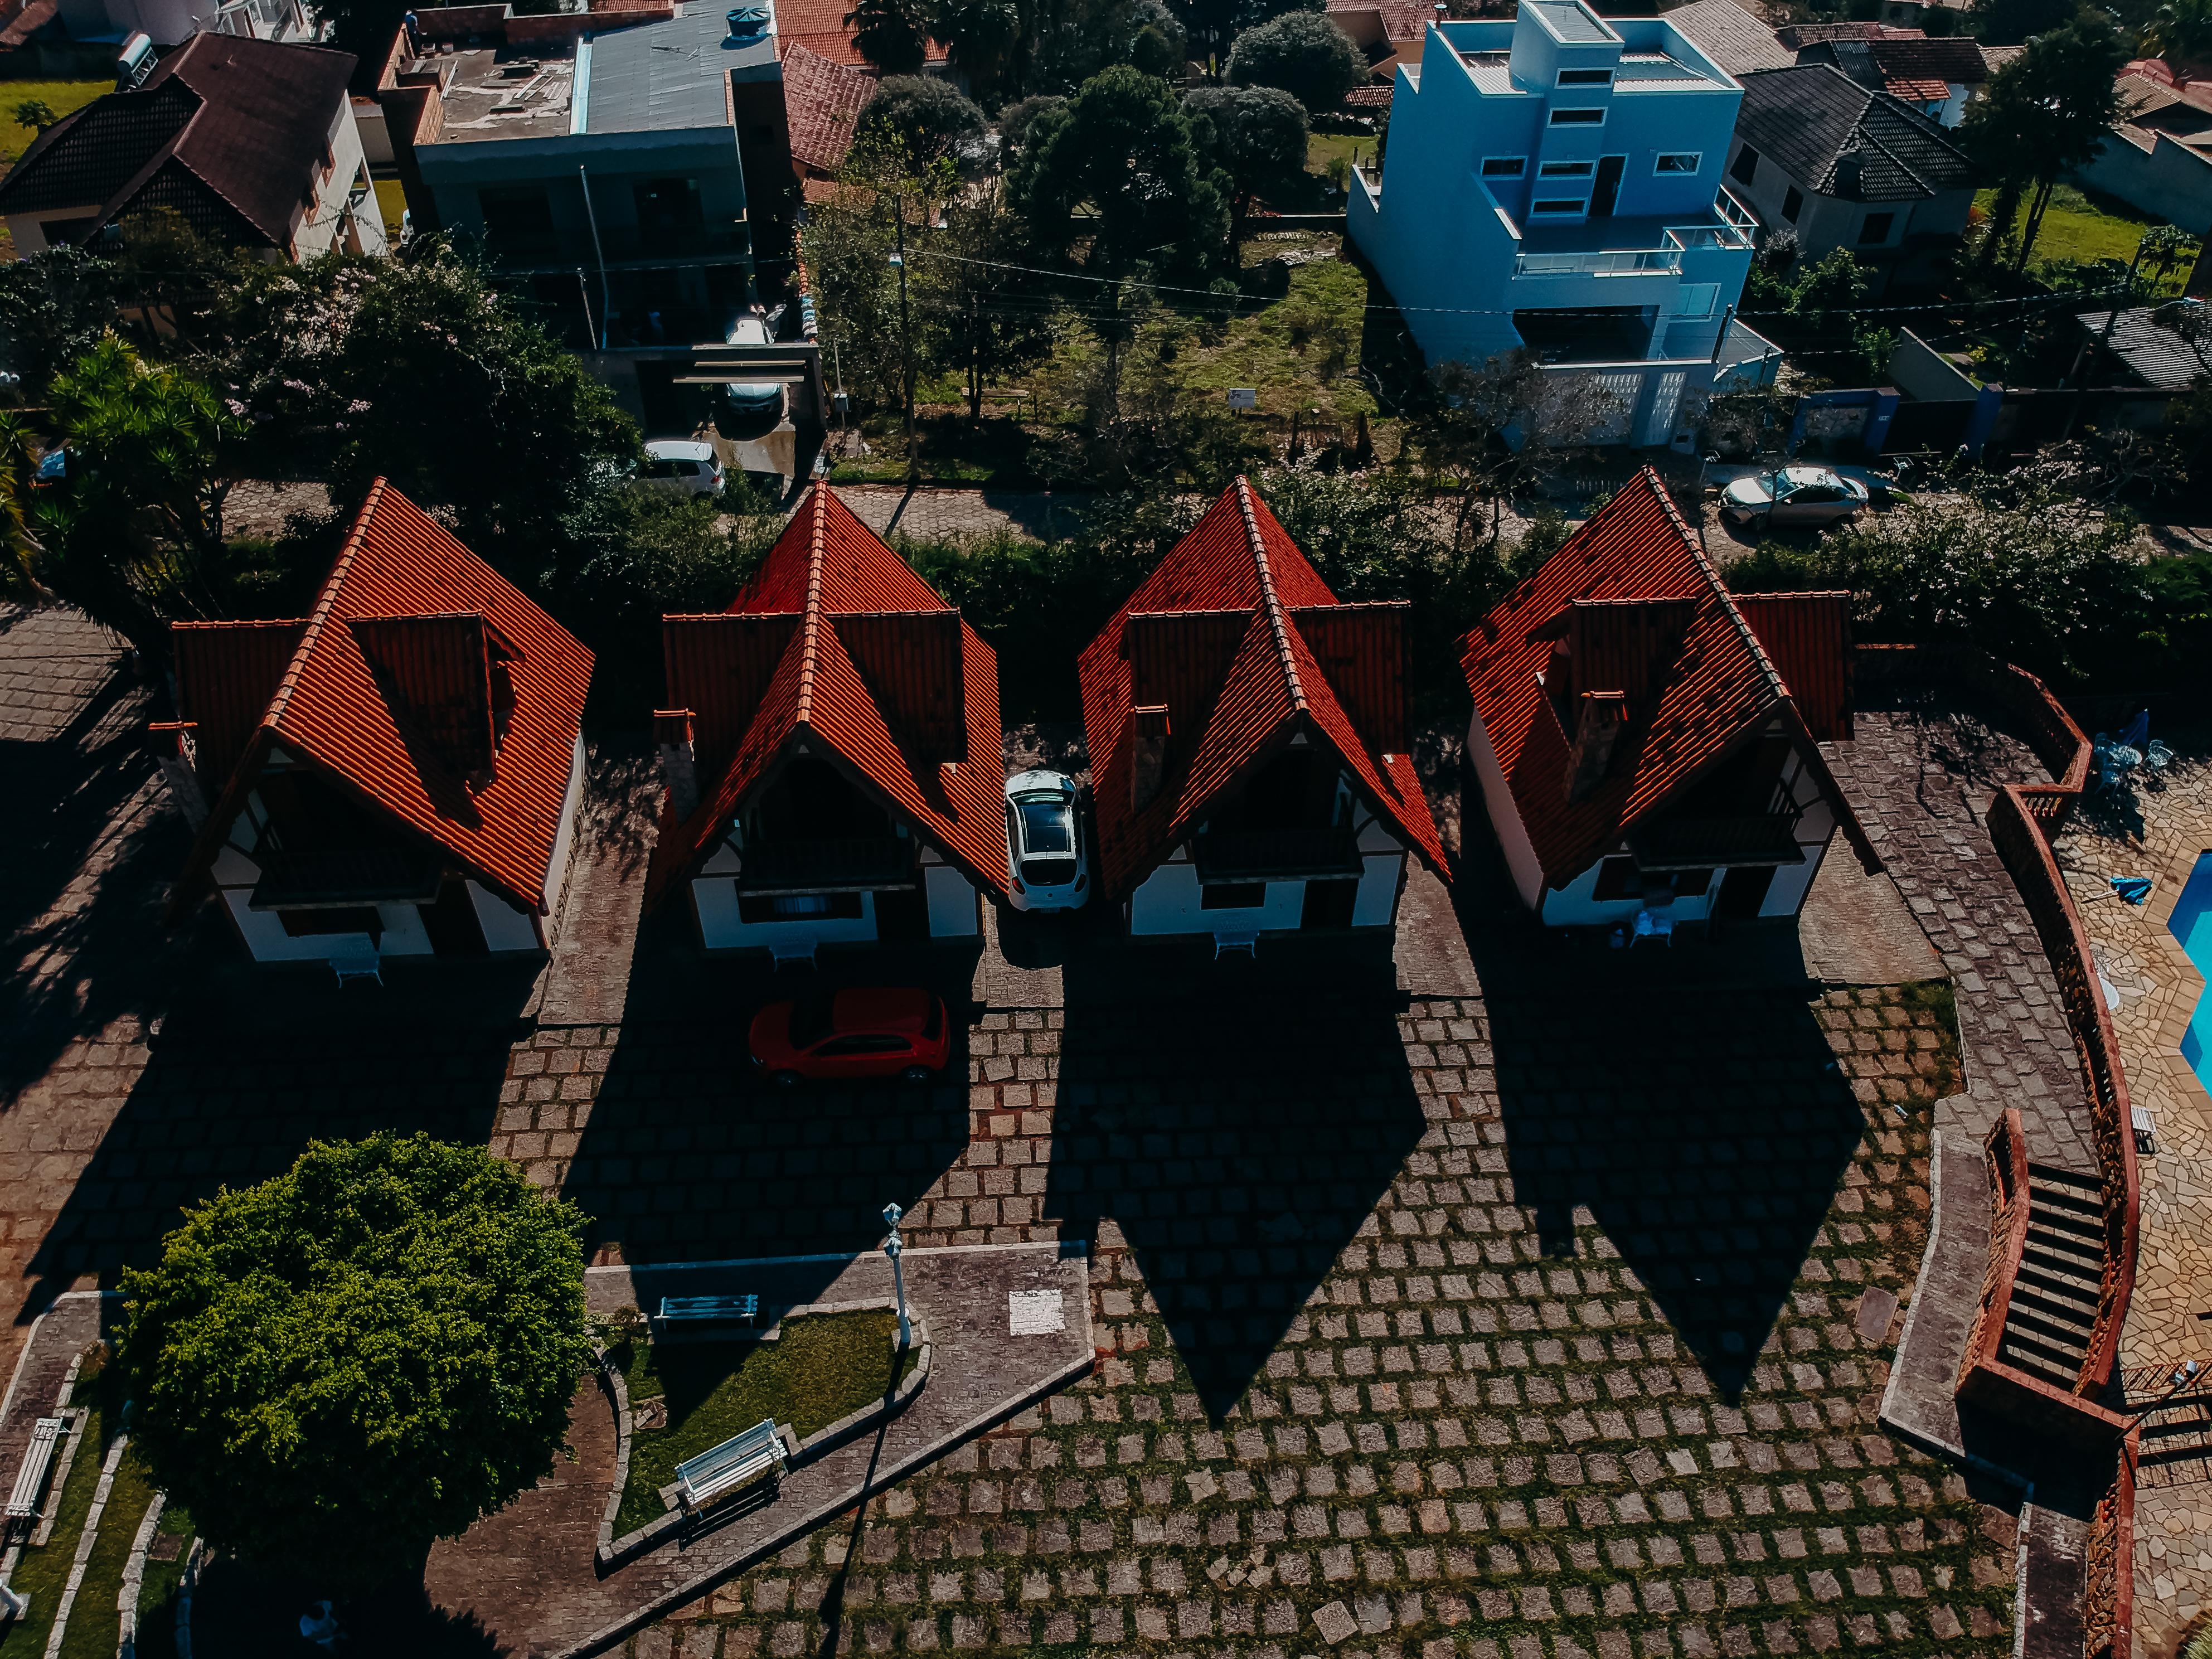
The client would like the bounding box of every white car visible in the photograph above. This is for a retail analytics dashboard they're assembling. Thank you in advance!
[641,439,724,497]
[1003,770,1088,912]
[1720,465,1870,529]
[714,312,788,431]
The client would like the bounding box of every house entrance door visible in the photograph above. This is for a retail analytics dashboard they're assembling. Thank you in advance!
[1590,155,1624,217]
[1301,878,1357,930]
[1714,866,1775,921]
[421,877,488,956]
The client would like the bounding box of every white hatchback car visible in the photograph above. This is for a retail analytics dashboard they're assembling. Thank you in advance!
[1003,770,1088,912]
[641,439,724,497]
[1720,465,1870,529]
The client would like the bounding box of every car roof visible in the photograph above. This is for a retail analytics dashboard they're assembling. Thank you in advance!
[1005,769,1075,796]
[831,987,934,1034]
[727,316,770,345]
[646,439,716,462]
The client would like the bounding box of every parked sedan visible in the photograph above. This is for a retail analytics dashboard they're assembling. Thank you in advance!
[748,988,951,1087]
[1720,466,1870,529]
[641,440,724,497]
[1003,770,1089,912]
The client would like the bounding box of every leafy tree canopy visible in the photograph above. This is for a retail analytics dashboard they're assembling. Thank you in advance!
[1168,0,1320,71]
[856,75,987,166]
[119,1133,593,1587]
[1225,11,1364,112]
[847,0,937,73]
[2142,0,2212,61]
[1006,66,1231,277]
[932,0,1022,94]
[997,93,1066,149]
[1183,84,1311,220]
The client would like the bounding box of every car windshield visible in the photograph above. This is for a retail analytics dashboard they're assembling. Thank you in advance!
[788,992,836,1049]
[1014,793,1073,853]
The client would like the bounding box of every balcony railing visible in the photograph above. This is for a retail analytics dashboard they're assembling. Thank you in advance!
[736,836,914,895]
[1628,816,1803,869]
[1716,185,1758,235]
[1193,824,1364,882]
[248,848,442,909]
[1513,219,1749,279]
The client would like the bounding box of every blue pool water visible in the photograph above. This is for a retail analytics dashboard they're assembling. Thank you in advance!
[2172,852,2212,1087]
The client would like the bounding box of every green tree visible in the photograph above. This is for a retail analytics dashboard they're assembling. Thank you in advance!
[1966,0,2081,43]
[1184,84,1311,227]
[856,75,986,166]
[1169,0,1319,72]
[932,0,1022,93]
[0,410,41,602]
[0,246,124,395]
[1006,66,1231,279]
[11,98,57,132]
[998,93,1065,150]
[119,1134,591,1587]
[848,0,937,73]
[2143,0,2212,60]
[1962,17,2126,273]
[1225,12,1364,113]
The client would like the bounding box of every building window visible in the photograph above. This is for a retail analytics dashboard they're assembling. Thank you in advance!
[1729,144,1759,185]
[279,907,383,940]
[1540,160,1594,177]
[1481,156,1527,176]
[1200,882,1267,910]
[478,187,556,256]
[1593,857,1641,901]
[1781,186,1803,222]
[1532,198,1587,214]
[1672,283,1719,318]
[1655,152,1700,174]
[1670,868,1716,899]
[738,891,865,924]
[1558,67,1612,84]
[1859,211,1895,244]
[1550,107,1605,125]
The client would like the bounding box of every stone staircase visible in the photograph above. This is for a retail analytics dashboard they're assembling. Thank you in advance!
[2000,1163,2108,1391]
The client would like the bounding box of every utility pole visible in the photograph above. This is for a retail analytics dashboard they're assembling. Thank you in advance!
[891,192,918,482]
[969,290,982,424]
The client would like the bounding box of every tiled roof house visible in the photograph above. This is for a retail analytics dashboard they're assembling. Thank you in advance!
[780,42,875,190]
[648,485,1007,956]
[154,482,594,963]
[1460,469,1870,928]
[1079,478,1447,949]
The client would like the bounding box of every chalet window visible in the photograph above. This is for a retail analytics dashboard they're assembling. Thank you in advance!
[738,892,864,924]
[280,907,383,940]
[1550,107,1604,125]
[1859,212,1895,245]
[1558,67,1612,84]
[1593,857,1641,901]
[1481,156,1527,176]
[1729,144,1758,185]
[1200,883,1267,910]
[1540,160,1594,177]
[1781,186,1803,222]
[1654,152,1700,174]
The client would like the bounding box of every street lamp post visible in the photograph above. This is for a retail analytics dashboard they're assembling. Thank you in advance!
[882,1202,911,1350]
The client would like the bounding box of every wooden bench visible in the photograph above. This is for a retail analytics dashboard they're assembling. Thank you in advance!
[657,1294,759,1330]
[1212,930,1258,959]
[324,936,383,989]
[675,1418,786,1512]
[4,1417,63,1536]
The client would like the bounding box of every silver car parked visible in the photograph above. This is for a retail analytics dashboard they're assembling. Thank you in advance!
[1720,465,1870,530]
[1003,770,1089,912]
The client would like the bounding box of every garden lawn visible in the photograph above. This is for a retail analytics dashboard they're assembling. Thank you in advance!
[614,1311,914,1537]
[0,83,109,165]
[0,1347,127,1657]
[1305,131,1375,186]
[119,1499,196,1659]
[1978,182,2193,292]
[57,1448,159,1659]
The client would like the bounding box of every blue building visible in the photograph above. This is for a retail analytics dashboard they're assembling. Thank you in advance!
[1349,0,1778,447]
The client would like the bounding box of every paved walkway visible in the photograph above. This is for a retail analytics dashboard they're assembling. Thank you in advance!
[830,487,1094,545]
[1821,695,2097,1173]
[423,1245,1095,1657]
[2050,736,2212,1659]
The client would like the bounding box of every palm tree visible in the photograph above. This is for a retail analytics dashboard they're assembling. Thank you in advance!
[0,410,45,604]
[2142,0,2212,65]
[846,0,935,74]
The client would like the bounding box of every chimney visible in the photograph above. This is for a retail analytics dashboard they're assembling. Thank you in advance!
[1130,705,1171,814]
[654,708,700,822]
[1564,691,1626,802]
[147,722,208,829]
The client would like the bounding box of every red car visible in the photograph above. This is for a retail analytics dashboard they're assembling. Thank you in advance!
[748,988,952,1088]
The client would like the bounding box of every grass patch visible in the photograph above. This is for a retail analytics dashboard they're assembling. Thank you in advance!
[0,1346,123,1657]
[1978,183,2193,290]
[57,1448,158,1659]
[0,83,109,166]
[613,1311,914,1537]
[1305,131,1374,185]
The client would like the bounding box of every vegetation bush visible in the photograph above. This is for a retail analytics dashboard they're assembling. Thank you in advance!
[1225,12,1364,113]
[855,76,987,166]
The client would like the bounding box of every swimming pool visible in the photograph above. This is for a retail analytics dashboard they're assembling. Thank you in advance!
[2171,851,2212,1088]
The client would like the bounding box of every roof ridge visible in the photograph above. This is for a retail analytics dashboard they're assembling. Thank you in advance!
[1850,100,1938,195]
[1645,465,1793,709]
[794,481,829,730]
[1233,476,1307,714]
[265,476,389,731]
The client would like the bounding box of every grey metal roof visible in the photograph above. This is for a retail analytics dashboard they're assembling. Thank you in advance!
[1735,63,1973,201]
[1662,0,1792,77]
[1526,0,1615,42]
[2077,303,2212,392]
[585,3,771,134]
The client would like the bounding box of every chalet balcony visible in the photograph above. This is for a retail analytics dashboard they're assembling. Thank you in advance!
[248,848,442,910]
[736,836,915,895]
[1193,824,1364,882]
[1630,816,1804,870]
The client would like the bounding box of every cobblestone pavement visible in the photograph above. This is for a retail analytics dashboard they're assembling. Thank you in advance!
[1821,693,2097,1173]
[2050,737,2212,1659]
[831,487,1095,545]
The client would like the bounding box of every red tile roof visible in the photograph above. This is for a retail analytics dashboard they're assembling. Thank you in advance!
[781,42,874,174]
[774,0,946,69]
[1459,468,1866,890]
[648,484,1008,904]
[1078,478,1447,902]
[168,481,594,915]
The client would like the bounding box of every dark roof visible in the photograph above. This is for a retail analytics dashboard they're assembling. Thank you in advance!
[1735,63,1973,201]
[168,482,595,916]
[0,32,355,249]
[1078,478,1447,903]
[1459,469,1866,889]
[646,486,1010,907]
[2076,303,2212,391]
[1867,36,1989,84]
[1773,20,1918,48]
